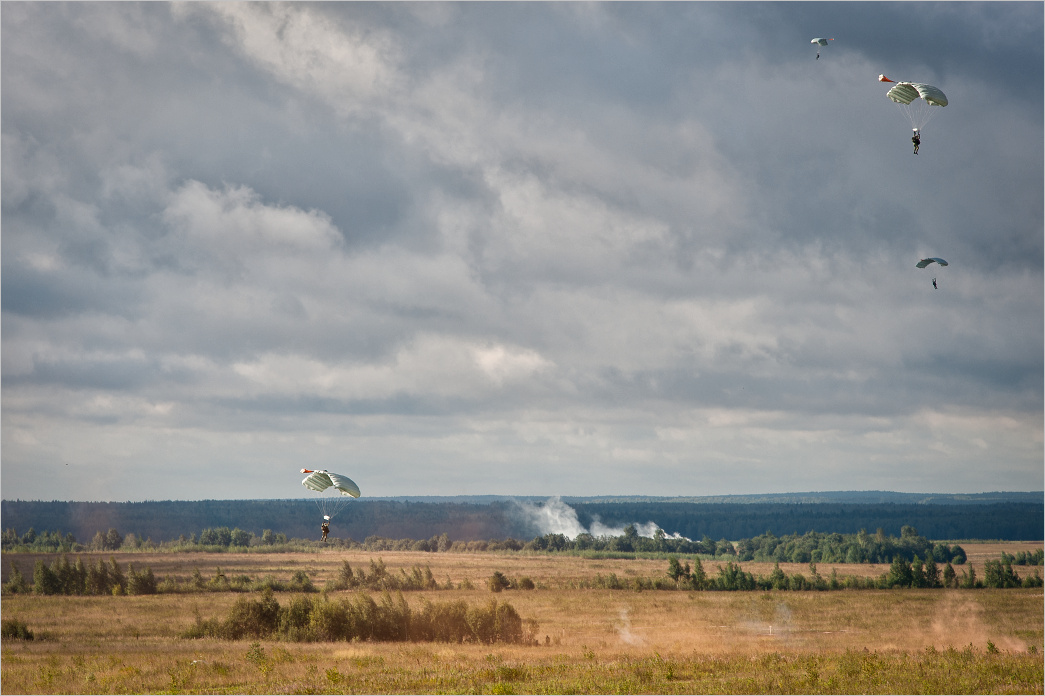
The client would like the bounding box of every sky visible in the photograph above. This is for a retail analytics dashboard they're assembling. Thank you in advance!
[2,2,1042,502]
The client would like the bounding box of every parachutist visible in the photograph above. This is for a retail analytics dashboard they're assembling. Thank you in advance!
[912,130,921,154]
[932,278,937,289]
[321,520,330,542]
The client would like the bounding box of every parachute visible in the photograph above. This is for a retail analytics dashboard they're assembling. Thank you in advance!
[811,37,833,59]
[879,75,948,133]
[916,257,948,289]
[300,468,360,520]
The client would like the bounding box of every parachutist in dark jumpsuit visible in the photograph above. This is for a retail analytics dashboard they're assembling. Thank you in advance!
[912,131,921,154]
[932,277,937,289]
[321,521,330,541]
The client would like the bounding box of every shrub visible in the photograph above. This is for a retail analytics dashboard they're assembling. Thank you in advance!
[3,562,30,594]
[1,618,34,641]
[288,570,316,592]
[221,589,281,639]
[126,564,158,595]
[488,571,511,593]
[411,597,470,642]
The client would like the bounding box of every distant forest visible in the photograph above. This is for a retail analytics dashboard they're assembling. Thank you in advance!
[2,495,1041,545]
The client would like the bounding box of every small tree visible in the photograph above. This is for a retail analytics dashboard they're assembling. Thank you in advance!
[667,557,688,587]
[886,556,913,588]
[108,556,126,594]
[690,557,708,590]
[910,556,926,588]
[104,528,123,551]
[487,571,511,593]
[768,562,787,590]
[127,564,158,595]
[924,557,941,588]
[3,562,30,594]
[33,560,60,595]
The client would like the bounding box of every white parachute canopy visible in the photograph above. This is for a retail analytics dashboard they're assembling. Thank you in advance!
[879,74,948,131]
[301,468,360,520]
[811,37,833,58]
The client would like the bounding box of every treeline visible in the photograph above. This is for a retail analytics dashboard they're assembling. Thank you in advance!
[657,556,1044,592]
[4,555,161,596]
[185,589,536,644]
[2,555,460,597]
[0,526,289,553]
[519,525,976,566]
[0,499,516,545]
[569,501,1044,541]
[3,498,1042,545]
[6,524,1045,576]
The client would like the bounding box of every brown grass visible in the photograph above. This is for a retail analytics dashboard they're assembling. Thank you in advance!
[2,546,1042,694]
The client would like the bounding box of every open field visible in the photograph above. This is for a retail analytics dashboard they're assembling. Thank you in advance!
[2,545,1042,694]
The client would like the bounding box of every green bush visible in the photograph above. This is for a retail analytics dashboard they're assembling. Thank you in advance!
[126,563,158,595]
[1,617,34,641]
[185,590,534,645]
[220,589,281,639]
[2,563,30,594]
[488,571,511,593]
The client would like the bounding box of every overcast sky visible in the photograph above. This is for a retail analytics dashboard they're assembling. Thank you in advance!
[3,2,1042,502]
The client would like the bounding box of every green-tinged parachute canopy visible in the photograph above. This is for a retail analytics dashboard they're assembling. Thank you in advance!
[879,74,948,132]
[811,37,834,58]
[916,257,949,268]
[301,468,360,520]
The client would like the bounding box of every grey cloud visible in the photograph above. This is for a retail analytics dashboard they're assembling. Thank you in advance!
[2,2,1040,500]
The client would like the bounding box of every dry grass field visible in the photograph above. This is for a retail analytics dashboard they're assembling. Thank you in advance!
[2,543,1042,694]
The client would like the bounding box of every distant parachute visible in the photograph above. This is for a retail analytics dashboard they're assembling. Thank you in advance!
[301,468,360,520]
[811,37,834,59]
[879,75,948,133]
[917,257,948,289]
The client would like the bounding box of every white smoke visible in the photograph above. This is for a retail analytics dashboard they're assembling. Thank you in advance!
[511,496,689,541]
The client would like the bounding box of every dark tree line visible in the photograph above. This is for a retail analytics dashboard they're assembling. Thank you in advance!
[570,501,1043,541]
[522,525,976,565]
[3,498,1042,547]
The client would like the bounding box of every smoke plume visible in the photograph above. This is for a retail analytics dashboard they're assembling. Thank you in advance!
[510,497,684,540]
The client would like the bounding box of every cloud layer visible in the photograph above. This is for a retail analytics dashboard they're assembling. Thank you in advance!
[3,3,1041,501]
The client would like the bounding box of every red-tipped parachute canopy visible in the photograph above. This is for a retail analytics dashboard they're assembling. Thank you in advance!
[879,74,948,131]
[301,468,360,520]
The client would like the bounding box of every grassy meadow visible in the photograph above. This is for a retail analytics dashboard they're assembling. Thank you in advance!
[2,543,1042,694]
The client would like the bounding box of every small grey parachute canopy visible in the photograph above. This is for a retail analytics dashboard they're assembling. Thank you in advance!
[811,37,833,59]
[916,257,949,268]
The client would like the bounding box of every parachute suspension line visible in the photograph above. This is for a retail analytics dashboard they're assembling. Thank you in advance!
[312,490,352,521]
[901,100,942,131]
